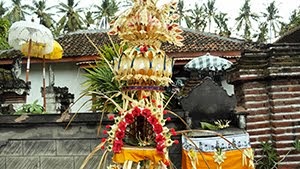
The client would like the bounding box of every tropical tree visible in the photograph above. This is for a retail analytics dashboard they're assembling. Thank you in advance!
[26,0,55,29]
[187,4,206,31]
[0,18,10,49]
[84,11,95,29]
[279,8,300,35]
[215,12,230,37]
[235,0,259,41]
[203,0,218,32]
[176,0,190,27]
[57,0,84,34]
[0,1,7,17]
[4,0,29,23]
[262,1,281,42]
[253,22,268,43]
[93,0,119,29]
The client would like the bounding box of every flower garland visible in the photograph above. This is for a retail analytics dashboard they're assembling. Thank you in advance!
[102,105,178,155]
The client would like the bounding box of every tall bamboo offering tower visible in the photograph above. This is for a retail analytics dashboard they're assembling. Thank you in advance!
[103,0,184,168]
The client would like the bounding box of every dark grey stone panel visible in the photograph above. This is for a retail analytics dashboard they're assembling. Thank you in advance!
[170,153,182,169]
[6,157,39,169]
[23,140,56,156]
[57,140,90,155]
[0,140,22,156]
[74,156,102,169]
[41,157,73,169]
[0,157,5,169]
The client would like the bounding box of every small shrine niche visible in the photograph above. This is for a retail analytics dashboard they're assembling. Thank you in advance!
[0,57,30,114]
[180,76,238,128]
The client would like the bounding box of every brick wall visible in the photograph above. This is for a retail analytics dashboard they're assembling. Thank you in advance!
[229,44,300,169]
[0,114,182,169]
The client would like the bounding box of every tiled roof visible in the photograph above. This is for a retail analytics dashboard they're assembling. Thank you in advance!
[0,29,255,60]
[275,25,300,43]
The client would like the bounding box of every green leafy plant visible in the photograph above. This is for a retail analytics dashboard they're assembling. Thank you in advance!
[257,141,278,169]
[15,100,45,114]
[83,43,124,113]
[256,139,300,169]
[293,139,300,151]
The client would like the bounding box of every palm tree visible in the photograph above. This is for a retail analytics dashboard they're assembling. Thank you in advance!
[279,8,300,35]
[26,0,55,29]
[84,11,95,29]
[0,1,7,17]
[57,0,84,34]
[235,0,259,40]
[93,0,119,29]
[176,0,190,27]
[262,1,281,42]
[4,0,29,23]
[203,0,218,32]
[215,12,230,37]
[254,22,268,43]
[187,4,206,31]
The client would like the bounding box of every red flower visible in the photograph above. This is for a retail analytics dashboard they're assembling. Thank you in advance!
[153,123,163,134]
[142,108,151,117]
[166,117,171,121]
[118,121,127,131]
[142,95,148,99]
[155,134,166,143]
[101,146,105,150]
[156,142,165,153]
[139,45,148,53]
[163,110,168,114]
[170,128,177,136]
[151,99,156,103]
[174,140,179,144]
[105,125,111,129]
[116,130,125,139]
[101,138,106,142]
[158,105,162,108]
[108,115,115,120]
[132,106,141,116]
[113,139,123,153]
[148,115,158,125]
[103,130,108,134]
[164,160,170,166]
[125,113,134,124]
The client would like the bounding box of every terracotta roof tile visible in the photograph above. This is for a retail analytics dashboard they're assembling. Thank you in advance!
[0,29,255,60]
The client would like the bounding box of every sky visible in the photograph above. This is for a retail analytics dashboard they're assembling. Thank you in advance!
[4,0,300,39]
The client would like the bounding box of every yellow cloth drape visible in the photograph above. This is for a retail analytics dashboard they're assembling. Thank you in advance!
[182,148,254,169]
[113,147,168,166]
[21,40,63,59]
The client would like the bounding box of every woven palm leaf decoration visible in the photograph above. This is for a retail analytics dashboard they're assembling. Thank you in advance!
[102,0,184,168]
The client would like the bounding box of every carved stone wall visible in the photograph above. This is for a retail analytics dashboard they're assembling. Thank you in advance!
[0,113,183,169]
[228,44,300,169]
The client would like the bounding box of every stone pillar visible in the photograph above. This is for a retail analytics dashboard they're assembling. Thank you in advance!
[44,87,58,114]
[228,44,300,169]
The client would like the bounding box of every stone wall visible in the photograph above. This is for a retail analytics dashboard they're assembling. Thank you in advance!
[0,113,182,169]
[229,44,300,169]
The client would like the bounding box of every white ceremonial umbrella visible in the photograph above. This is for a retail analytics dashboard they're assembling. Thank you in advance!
[8,20,54,82]
[184,53,233,72]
